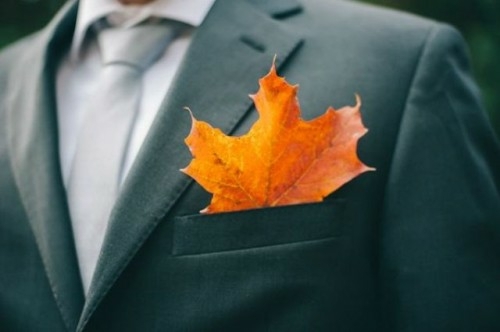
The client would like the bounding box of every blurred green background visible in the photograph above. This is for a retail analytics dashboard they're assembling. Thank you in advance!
[1,0,499,136]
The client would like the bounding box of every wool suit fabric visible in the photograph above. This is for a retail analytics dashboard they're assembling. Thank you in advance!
[0,0,499,331]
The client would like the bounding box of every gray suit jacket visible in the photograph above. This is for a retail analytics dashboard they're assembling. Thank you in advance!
[1,0,499,331]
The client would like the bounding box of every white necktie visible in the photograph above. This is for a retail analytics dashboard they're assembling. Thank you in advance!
[67,20,186,294]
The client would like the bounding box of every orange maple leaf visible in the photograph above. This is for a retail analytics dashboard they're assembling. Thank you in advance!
[182,62,374,214]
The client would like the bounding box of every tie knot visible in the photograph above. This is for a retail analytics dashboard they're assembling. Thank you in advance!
[97,20,187,71]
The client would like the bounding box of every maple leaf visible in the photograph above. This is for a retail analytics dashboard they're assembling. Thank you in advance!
[182,62,374,214]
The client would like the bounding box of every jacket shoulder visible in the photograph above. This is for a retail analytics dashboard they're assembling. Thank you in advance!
[299,0,467,55]
[296,0,466,75]
[303,0,440,32]
[0,32,41,79]
[0,32,44,111]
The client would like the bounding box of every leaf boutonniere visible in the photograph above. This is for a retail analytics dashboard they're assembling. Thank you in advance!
[182,60,374,214]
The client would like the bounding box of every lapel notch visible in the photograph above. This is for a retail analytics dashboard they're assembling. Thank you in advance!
[78,0,303,329]
[249,0,302,18]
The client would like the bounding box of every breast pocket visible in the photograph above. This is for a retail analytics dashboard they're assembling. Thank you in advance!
[172,198,346,256]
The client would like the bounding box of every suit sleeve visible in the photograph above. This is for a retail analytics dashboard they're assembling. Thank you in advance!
[379,23,500,331]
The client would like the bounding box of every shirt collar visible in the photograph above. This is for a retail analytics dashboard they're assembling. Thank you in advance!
[71,0,216,59]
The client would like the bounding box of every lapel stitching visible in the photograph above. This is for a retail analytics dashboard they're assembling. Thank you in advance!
[75,0,303,329]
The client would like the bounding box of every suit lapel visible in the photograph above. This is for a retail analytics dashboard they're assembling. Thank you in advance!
[5,2,84,331]
[79,0,303,329]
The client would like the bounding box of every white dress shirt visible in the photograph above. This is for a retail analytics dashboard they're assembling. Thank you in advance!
[56,0,215,187]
